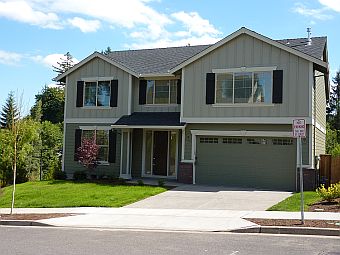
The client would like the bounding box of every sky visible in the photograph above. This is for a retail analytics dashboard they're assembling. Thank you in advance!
[0,0,339,115]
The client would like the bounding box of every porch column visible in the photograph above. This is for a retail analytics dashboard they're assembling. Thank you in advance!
[120,129,132,179]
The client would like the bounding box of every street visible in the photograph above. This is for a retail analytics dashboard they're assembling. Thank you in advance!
[0,226,339,255]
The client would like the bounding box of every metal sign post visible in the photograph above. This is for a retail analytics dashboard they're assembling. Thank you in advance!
[293,119,306,225]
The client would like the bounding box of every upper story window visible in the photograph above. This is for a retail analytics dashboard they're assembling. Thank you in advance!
[146,80,177,105]
[215,71,272,104]
[84,81,111,107]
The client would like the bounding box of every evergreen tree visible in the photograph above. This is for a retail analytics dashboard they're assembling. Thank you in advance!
[0,91,18,129]
[101,46,112,55]
[30,99,42,122]
[52,52,75,75]
[327,70,340,130]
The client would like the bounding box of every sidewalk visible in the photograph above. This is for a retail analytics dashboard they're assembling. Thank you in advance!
[1,207,340,232]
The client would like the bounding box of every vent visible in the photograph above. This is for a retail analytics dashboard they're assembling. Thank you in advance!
[307,27,312,46]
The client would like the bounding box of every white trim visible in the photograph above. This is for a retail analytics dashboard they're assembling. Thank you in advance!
[212,104,275,108]
[181,117,312,124]
[191,133,196,185]
[141,130,146,175]
[181,128,185,161]
[212,66,277,73]
[65,118,118,124]
[181,159,194,163]
[81,106,113,110]
[81,76,114,82]
[170,27,328,73]
[296,138,299,191]
[112,125,185,130]
[120,131,124,177]
[180,67,185,118]
[55,52,138,81]
[62,76,68,172]
[191,130,292,138]
[139,73,175,78]
[79,126,112,130]
[128,74,132,115]
[143,104,178,107]
[126,130,131,178]
[312,119,326,134]
[309,124,313,166]
[309,62,313,118]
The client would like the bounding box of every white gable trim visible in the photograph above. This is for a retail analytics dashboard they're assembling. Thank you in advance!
[55,52,139,81]
[170,27,328,73]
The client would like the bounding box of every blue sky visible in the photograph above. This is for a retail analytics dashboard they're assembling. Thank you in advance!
[0,0,339,114]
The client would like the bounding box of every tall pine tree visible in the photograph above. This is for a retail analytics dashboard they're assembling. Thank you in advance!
[0,91,18,129]
[327,70,340,130]
[52,52,75,75]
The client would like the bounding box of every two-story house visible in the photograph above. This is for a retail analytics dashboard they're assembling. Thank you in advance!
[56,27,329,191]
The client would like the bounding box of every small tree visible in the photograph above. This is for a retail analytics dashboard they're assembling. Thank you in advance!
[101,46,112,55]
[0,91,19,129]
[76,136,99,169]
[327,70,340,131]
[52,52,75,75]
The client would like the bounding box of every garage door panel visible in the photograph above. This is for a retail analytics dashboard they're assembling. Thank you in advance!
[196,136,296,191]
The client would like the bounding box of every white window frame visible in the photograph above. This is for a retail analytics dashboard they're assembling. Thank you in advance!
[79,126,111,165]
[146,80,178,105]
[83,80,111,108]
[213,66,276,106]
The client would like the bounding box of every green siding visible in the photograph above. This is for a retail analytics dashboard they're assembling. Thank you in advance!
[196,136,296,191]
[183,34,310,119]
[64,123,121,178]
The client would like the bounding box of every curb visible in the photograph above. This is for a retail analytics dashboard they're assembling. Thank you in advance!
[0,220,51,227]
[232,226,340,237]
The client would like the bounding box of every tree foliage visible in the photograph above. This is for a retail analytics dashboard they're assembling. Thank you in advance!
[77,137,99,169]
[0,91,18,129]
[101,46,112,55]
[52,52,75,75]
[31,86,64,124]
[327,70,340,130]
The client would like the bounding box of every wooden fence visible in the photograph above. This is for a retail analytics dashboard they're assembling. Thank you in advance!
[319,154,340,187]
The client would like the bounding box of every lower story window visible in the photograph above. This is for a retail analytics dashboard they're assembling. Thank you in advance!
[82,130,109,162]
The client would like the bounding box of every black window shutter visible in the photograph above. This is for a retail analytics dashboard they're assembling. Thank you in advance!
[139,80,147,105]
[206,73,215,104]
[108,130,117,163]
[76,81,84,107]
[74,129,82,161]
[110,80,118,107]
[177,79,181,104]
[272,70,283,104]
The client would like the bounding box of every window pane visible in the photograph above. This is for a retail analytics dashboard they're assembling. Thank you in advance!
[146,80,154,104]
[97,146,108,161]
[170,80,177,104]
[168,132,177,176]
[216,73,233,103]
[84,82,97,106]
[97,81,110,106]
[96,130,108,146]
[145,131,152,175]
[253,72,272,103]
[82,130,95,141]
[234,72,252,103]
[154,80,169,104]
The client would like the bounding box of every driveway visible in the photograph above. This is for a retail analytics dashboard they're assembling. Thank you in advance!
[124,184,292,211]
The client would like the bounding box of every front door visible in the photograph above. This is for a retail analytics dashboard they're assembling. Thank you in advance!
[152,131,168,175]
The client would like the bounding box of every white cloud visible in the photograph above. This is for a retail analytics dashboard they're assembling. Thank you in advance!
[0,0,62,29]
[68,17,101,33]
[319,0,340,12]
[293,3,333,20]
[33,53,79,69]
[171,11,221,37]
[0,50,23,65]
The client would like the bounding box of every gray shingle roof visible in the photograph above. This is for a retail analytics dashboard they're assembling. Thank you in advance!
[106,45,210,75]
[105,36,326,75]
[114,112,184,126]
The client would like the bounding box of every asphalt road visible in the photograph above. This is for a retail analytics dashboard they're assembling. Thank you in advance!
[0,226,339,255]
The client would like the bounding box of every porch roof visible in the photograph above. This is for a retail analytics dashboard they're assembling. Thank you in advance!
[112,112,185,129]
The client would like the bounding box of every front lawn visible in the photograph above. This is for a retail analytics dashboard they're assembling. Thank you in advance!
[268,191,321,211]
[0,181,167,208]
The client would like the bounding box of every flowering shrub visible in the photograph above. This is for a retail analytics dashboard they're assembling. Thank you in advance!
[76,137,99,169]
[316,183,340,202]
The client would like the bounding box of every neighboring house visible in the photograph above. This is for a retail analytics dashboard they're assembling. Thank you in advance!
[56,27,329,191]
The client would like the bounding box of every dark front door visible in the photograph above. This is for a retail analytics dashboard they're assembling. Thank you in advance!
[153,131,168,176]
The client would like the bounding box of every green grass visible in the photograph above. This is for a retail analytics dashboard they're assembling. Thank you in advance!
[0,180,167,208]
[268,191,322,211]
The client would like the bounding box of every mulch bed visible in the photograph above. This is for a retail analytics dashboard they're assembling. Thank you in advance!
[0,213,76,220]
[246,218,340,229]
[308,198,340,213]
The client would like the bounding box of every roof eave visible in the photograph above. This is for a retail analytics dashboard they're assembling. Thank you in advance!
[169,27,328,73]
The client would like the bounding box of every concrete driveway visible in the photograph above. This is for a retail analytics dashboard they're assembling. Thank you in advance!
[125,184,292,211]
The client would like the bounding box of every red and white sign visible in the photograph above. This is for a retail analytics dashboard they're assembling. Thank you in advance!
[293,119,306,138]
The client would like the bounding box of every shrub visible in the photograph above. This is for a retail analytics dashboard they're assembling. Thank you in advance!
[73,170,87,181]
[330,144,340,157]
[316,183,340,202]
[53,170,66,180]
[137,179,144,186]
[158,179,165,187]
